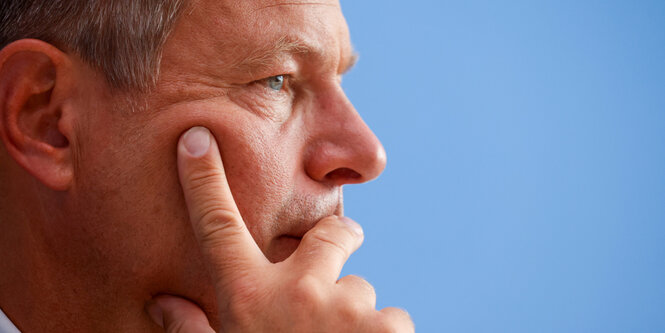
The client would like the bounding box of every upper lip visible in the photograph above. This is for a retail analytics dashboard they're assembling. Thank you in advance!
[281,199,343,239]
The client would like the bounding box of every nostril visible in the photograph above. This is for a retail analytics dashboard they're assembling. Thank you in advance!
[325,168,362,182]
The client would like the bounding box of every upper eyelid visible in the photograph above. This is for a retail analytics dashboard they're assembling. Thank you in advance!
[245,74,294,102]
[252,73,290,84]
[259,74,293,89]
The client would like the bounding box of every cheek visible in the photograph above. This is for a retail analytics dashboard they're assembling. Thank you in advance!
[62,116,209,297]
[227,86,293,123]
[141,100,303,249]
[216,120,296,244]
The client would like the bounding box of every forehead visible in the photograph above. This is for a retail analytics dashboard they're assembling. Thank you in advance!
[153,0,354,101]
[183,0,350,55]
[201,0,341,21]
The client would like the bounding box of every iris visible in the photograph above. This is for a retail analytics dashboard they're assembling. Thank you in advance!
[267,75,284,91]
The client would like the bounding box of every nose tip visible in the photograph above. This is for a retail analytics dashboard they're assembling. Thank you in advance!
[324,139,386,184]
[374,143,388,176]
[306,120,388,186]
[351,139,386,183]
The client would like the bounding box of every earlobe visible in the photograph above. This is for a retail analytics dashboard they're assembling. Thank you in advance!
[0,40,74,191]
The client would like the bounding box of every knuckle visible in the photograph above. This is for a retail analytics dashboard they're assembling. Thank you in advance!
[337,298,366,324]
[185,167,225,192]
[197,204,238,230]
[361,279,376,297]
[374,317,400,333]
[196,207,242,242]
[343,275,375,295]
[290,274,326,307]
[335,276,375,325]
[374,319,400,333]
[378,307,414,333]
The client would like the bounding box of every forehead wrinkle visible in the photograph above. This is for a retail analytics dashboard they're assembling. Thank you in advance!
[252,2,339,13]
[229,36,311,76]
[226,34,356,77]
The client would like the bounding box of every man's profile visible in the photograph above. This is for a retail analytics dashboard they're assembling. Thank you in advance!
[0,0,413,331]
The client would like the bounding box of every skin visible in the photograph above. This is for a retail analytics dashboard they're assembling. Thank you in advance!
[0,0,411,331]
[150,126,413,332]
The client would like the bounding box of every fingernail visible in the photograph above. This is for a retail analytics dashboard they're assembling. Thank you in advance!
[146,302,164,328]
[182,127,211,157]
[340,216,363,237]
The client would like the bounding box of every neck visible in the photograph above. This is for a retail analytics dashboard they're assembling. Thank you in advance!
[0,202,160,332]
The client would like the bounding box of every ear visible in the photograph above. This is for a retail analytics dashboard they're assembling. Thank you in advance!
[0,39,75,191]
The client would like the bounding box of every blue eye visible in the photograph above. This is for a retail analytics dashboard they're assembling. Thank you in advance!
[267,75,284,91]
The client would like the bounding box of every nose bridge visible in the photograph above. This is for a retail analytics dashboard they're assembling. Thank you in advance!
[305,85,387,184]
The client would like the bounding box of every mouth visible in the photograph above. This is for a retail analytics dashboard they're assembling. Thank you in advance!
[265,235,300,263]
[265,190,344,263]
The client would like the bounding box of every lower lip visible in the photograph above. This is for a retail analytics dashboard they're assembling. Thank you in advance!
[269,236,302,263]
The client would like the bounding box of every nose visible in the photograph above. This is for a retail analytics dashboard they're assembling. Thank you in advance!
[304,86,387,186]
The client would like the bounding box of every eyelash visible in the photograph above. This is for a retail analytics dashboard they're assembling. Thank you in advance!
[252,74,293,99]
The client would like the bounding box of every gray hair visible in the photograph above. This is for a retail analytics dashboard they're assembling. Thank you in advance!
[0,0,187,91]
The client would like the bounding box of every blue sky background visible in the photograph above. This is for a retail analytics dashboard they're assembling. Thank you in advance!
[338,1,665,332]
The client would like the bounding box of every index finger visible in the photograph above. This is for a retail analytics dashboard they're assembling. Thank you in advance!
[177,126,267,284]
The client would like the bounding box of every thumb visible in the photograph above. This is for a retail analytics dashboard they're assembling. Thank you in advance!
[147,295,215,333]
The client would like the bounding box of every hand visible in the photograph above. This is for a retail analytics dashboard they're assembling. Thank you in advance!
[146,126,414,332]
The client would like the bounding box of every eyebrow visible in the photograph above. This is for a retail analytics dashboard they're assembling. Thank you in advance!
[228,36,358,77]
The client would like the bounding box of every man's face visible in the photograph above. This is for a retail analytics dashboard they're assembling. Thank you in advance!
[63,0,385,314]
